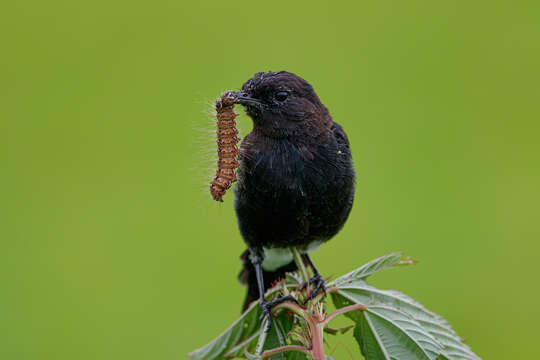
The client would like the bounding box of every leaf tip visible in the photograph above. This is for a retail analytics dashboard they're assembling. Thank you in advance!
[395,256,419,266]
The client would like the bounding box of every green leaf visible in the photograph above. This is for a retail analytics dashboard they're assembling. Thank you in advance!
[285,272,304,286]
[262,313,294,360]
[331,280,481,360]
[190,253,480,360]
[436,355,451,360]
[285,351,309,360]
[330,252,414,286]
[188,302,263,360]
[189,299,299,360]
[354,304,442,360]
[356,309,389,360]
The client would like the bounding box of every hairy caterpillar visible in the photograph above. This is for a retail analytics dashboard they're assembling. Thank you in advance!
[209,91,240,202]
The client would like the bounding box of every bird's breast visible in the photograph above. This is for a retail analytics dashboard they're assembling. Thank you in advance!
[238,137,316,193]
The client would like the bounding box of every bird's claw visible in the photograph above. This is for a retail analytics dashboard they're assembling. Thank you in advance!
[259,304,273,332]
[302,274,327,304]
[259,295,299,332]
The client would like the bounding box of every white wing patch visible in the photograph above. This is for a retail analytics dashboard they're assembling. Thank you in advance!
[261,240,325,271]
[261,247,293,271]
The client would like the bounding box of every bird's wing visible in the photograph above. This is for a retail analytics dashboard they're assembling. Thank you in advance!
[330,121,351,151]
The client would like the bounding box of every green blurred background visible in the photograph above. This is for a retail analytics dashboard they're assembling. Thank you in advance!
[1,0,539,359]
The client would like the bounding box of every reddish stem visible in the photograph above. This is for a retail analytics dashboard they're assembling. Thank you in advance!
[272,301,325,359]
[268,287,362,359]
[326,286,339,293]
[260,345,310,359]
[308,319,325,360]
[324,303,367,325]
[272,301,307,317]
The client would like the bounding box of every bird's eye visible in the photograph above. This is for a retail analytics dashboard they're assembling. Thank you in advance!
[275,91,289,102]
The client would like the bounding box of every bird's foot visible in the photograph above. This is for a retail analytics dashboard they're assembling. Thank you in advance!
[301,273,327,304]
[260,295,298,332]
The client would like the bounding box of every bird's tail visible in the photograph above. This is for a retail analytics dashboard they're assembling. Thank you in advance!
[238,250,298,312]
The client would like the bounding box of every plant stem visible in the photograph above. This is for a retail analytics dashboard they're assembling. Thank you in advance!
[272,301,307,318]
[255,320,268,356]
[260,345,310,359]
[289,247,327,359]
[272,300,325,359]
[323,303,367,325]
[291,247,310,284]
[303,310,325,360]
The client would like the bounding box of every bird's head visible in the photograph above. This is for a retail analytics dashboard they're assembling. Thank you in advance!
[234,71,332,138]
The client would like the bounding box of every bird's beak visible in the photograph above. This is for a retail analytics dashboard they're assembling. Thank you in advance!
[234,92,263,107]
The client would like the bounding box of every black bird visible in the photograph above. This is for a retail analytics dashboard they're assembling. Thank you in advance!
[234,71,355,330]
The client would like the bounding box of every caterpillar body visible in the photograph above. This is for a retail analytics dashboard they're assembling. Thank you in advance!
[209,91,240,202]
